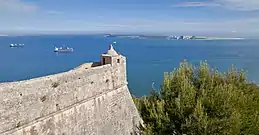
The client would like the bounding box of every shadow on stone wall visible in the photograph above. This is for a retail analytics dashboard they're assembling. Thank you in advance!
[91,62,101,67]
[74,62,101,70]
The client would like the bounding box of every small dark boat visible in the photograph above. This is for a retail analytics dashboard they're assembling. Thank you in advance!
[54,47,73,52]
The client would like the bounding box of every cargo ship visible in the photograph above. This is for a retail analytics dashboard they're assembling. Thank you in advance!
[10,44,24,47]
[54,47,73,52]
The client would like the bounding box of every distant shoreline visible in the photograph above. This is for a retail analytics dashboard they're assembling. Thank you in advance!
[0,34,249,40]
[104,34,245,40]
[195,37,245,40]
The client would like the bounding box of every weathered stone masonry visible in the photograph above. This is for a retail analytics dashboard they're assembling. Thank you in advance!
[0,45,142,135]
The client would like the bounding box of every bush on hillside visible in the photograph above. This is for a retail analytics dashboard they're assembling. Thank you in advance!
[133,60,259,135]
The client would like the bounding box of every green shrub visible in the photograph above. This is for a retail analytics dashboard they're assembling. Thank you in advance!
[134,60,259,135]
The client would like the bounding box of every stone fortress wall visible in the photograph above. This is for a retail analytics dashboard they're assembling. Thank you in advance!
[0,45,142,135]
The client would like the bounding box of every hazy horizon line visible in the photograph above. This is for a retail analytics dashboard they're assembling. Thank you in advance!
[0,31,258,39]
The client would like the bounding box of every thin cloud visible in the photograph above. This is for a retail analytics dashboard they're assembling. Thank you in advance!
[173,0,259,11]
[3,18,259,36]
[172,2,221,7]
[218,0,259,11]
[106,18,259,33]
[0,0,38,13]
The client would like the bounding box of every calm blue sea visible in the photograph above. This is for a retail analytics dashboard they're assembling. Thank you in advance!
[0,35,259,96]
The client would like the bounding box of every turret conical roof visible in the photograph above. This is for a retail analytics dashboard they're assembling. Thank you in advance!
[106,44,118,56]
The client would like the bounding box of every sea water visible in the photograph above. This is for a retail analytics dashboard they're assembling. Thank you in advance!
[0,35,259,96]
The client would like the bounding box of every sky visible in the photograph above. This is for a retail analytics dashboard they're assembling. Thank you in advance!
[0,0,259,37]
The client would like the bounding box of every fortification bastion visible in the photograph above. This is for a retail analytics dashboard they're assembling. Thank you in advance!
[0,44,142,135]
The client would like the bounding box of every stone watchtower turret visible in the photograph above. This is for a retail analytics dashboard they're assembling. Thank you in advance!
[101,44,121,65]
[101,44,127,86]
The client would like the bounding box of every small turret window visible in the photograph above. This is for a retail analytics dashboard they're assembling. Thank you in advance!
[117,59,120,63]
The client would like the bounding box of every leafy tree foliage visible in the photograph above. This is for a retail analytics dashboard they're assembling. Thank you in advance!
[133,61,259,135]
